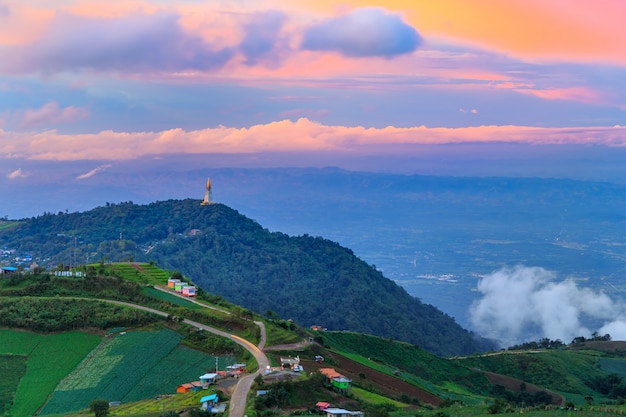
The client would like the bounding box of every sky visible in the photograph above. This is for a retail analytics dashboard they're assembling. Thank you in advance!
[0,0,625,174]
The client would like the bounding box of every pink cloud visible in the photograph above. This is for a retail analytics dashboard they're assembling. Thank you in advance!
[516,87,605,105]
[1,119,625,161]
[18,101,89,129]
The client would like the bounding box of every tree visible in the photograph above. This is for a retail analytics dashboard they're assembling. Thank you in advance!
[89,399,109,417]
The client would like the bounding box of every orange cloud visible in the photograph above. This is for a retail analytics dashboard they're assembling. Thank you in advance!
[1,119,625,161]
[299,0,626,65]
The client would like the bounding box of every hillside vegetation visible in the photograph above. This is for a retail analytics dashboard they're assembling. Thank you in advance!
[0,199,494,357]
[4,265,626,417]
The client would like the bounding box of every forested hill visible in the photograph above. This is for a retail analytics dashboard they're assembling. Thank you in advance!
[0,199,494,356]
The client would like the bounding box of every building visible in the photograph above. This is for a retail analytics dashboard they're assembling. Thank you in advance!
[316,401,332,411]
[174,281,185,293]
[280,356,300,370]
[332,377,352,391]
[325,408,364,417]
[200,373,219,388]
[168,278,181,288]
[200,393,218,410]
[226,363,246,376]
[176,381,203,393]
[319,368,352,393]
[182,286,196,297]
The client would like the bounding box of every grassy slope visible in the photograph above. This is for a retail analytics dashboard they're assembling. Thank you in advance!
[321,331,491,395]
[455,349,617,404]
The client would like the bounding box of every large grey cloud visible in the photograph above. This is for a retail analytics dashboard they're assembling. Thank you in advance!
[301,7,422,58]
[239,11,287,66]
[1,11,235,74]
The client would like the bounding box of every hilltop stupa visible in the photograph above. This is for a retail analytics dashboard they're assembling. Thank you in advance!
[201,177,214,205]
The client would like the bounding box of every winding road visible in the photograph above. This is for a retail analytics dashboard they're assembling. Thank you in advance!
[100,296,269,417]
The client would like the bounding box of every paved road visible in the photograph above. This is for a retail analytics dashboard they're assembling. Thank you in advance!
[99,298,269,417]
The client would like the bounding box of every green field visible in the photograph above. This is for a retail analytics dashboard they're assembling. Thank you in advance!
[598,357,626,378]
[0,329,43,355]
[124,345,229,402]
[9,331,101,417]
[39,328,224,415]
[107,263,170,285]
[0,354,27,416]
[142,287,202,309]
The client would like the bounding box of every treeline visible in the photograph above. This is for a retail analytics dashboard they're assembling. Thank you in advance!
[0,199,496,356]
[0,298,159,332]
[508,333,612,351]
[507,338,565,351]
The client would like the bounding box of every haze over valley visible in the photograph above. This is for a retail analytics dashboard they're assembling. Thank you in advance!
[3,163,626,348]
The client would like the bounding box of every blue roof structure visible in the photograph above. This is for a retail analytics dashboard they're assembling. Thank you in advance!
[200,394,218,403]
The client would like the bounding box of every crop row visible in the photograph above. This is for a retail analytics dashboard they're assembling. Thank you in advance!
[11,331,101,417]
[0,354,27,415]
[123,345,233,402]
[40,329,184,415]
[0,329,42,355]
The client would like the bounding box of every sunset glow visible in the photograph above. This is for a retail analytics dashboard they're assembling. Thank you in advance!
[0,0,624,166]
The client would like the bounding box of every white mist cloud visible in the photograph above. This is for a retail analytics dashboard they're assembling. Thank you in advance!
[7,168,27,179]
[470,265,625,347]
[76,164,112,180]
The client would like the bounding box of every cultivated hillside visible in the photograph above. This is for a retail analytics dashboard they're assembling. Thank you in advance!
[0,199,494,356]
[5,264,626,417]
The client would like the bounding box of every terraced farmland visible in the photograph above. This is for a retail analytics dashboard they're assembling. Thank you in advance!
[39,328,224,415]
[124,345,228,402]
[9,331,101,417]
[108,262,170,285]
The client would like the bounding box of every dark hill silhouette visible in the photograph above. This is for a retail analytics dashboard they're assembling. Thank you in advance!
[0,199,494,356]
